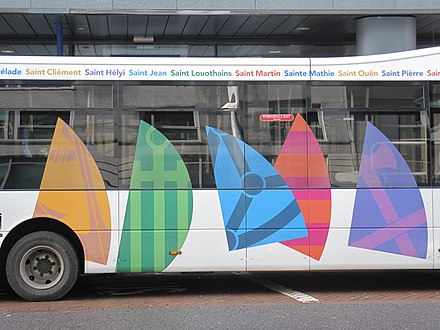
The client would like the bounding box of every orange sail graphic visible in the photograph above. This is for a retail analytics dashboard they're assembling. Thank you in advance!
[34,118,111,265]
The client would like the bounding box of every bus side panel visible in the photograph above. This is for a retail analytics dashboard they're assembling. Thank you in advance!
[246,237,309,271]
[120,190,246,272]
[0,190,120,274]
[84,190,119,274]
[246,189,309,271]
[311,189,433,270]
[0,191,38,233]
[32,189,117,273]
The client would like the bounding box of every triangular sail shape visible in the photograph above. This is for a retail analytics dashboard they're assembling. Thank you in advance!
[34,118,111,265]
[206,126,308,250]
[117,121,193,272]
[274,114,332,261]
[349,122,427,259]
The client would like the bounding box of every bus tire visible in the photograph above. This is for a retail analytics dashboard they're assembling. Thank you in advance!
[5,231,79,301]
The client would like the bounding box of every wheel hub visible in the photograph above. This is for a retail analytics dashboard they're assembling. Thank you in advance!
[36,257,53,274]
[19,246,64,289]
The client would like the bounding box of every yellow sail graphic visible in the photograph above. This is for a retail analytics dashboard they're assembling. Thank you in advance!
[34,118,111,265]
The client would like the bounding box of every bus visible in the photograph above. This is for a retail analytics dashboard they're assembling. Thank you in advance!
[0,48,440,301]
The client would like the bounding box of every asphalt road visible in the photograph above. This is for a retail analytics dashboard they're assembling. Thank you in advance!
[1,301,439,330]
[1,271,440,329]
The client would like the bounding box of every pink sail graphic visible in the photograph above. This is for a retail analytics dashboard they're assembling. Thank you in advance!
[274,114,331,260]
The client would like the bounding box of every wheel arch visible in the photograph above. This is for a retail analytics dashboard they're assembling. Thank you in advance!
[0,218,85,280]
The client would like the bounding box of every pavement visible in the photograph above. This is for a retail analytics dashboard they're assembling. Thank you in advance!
[1,271,440,313]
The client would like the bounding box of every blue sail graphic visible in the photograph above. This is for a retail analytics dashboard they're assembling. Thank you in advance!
[206,126,308,250]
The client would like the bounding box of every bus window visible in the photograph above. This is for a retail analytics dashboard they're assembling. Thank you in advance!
[120,84,242,189]
[0,111,7,139]
[311,83,428,187]
[0,85,112,109]
[312,84,424,110]
[0,84,116,190]
[0,110,66,189]
[141,111,200,142]
[19,111,70,141]
[308,110,429,187]
[69,111,118,189]
[243,82,307,168]
[123,85,234,110]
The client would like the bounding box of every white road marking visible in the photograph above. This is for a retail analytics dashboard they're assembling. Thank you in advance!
[237,272,319,303]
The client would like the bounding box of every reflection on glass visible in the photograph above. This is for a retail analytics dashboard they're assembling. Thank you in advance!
[244,83,306,167]
[311,83,428,187]
[0,81,434,190]
[120,109,243,189]
[312,84,424,109]
[308,111,428,187]
[0,111,7,139]
[123,85,236,110]
[0,109,117,189]
[0,85,112,109]
[0,111,65,189]
[120,84,242,189]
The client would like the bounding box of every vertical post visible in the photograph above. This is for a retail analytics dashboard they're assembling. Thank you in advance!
[56,18,63,56]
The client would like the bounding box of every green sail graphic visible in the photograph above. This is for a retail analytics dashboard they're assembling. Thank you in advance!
[117,121,193,272]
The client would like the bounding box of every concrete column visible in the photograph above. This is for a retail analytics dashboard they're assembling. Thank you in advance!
[356,16,416,55]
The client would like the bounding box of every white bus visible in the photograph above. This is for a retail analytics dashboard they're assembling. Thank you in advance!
[0,48,440,301]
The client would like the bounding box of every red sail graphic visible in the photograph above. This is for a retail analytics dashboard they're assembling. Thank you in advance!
[275,114,331,260]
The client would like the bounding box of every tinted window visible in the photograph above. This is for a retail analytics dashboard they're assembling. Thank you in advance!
[120,84,242,189]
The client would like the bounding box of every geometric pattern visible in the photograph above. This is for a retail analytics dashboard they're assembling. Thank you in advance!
[206,126,308,251]
[34,118,111,265]
[349,123,427,259]
[117,121,193,272]
[275,114,332,260]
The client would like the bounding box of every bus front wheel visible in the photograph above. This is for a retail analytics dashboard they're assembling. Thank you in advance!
[6,231,79,301]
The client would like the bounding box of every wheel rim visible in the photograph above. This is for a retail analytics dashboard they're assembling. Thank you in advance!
[19,245,64,290]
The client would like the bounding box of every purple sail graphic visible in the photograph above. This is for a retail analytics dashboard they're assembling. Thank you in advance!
[205,126,308,251]
[349,123,427,259]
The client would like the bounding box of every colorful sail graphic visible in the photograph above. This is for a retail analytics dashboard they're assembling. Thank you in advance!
[34,118,111,265]
[206,126,308,250]
[349,122,427,259]
[117,121,193,272]
[274,114,331,261]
